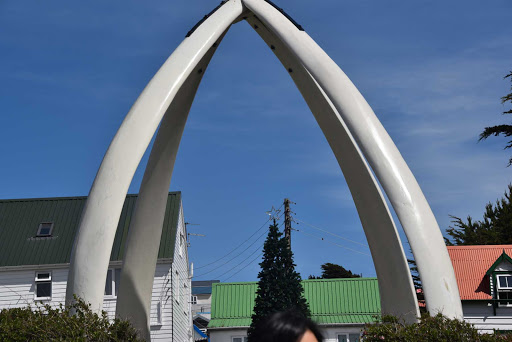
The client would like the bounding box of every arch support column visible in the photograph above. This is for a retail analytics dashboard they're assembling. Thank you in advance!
[65,0,244,313]
[246,16,419,322]
[243,0,462,318]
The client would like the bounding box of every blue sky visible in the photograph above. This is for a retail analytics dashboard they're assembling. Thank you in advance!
[1,0,512,282]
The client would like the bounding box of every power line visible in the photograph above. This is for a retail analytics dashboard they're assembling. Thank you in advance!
[194,205,283,270]
[216,244,264,280]
[223,251,264,282]
[193,229,268,278]
[294,218,368,248]
[292,228,371,256]
[218,218,286,282]
[194,218,269,270]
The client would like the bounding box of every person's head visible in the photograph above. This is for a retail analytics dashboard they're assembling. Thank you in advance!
[249,310,323,342]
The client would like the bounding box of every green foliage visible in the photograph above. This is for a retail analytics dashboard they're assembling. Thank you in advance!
[362,314,512,341]
[0,296,142,341]
[445,185,512,245]
[308,263,361,279]
[248,222,310,337]
[479,71,512,166]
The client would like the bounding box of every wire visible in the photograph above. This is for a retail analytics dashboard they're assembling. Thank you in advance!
[223,251,264,282]
[193,218,269,270]
[194,204,284,270]
[193,227,269,278]
[294,218,368,248]
[213,219,285,281]
[215,243,264,280]
[293,228,371,256]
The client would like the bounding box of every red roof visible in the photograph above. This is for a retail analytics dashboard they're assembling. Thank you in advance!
[447,245,512,300]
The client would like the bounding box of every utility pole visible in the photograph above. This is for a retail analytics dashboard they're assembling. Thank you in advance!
[284,198,292,248]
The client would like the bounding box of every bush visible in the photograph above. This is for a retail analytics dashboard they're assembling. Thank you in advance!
[361,314,512,342]
[0,297,143,341]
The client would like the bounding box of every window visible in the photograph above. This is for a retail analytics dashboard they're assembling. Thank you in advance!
[191,295,197,304]
[232,337,248,342]
[175,271,179,303]
[498,274,512,289]
[497,274,512,306]
[338,333,360,342]
[36,222,54,237]
[104,268,121,297]
[156,301,162,325]
[179,233,185,257]
[35,272,52,300]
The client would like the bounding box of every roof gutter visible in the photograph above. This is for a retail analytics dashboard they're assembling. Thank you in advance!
[0,258,174,272]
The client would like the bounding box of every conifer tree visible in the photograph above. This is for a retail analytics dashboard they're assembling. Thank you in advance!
[248,221,310,337]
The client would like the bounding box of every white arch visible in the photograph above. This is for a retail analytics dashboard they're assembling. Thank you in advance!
[245,15,419,322]
[242,0,462,317]
[66,0,462,338]
[114,33,228,340]
[65,0,245,312]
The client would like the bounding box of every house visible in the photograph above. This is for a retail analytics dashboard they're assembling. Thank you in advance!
[0,192,192,341]
[192,280,219,340]
[207,278,381,342]
[448,245,512,333]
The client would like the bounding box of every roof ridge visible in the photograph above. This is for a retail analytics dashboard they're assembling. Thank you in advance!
[0,191,181,203]
[447,244,512,249]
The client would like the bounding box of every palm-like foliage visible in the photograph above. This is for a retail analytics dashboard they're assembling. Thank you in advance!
[479,72,512,165]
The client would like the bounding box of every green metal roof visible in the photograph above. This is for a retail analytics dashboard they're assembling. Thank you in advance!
[0,192,181,267]
[208,278,381,328]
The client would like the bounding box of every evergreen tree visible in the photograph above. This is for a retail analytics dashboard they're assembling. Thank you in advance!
[248,222,310,338]
[308,262,361,279]
[479,71,512,166]
[445,184,512,245]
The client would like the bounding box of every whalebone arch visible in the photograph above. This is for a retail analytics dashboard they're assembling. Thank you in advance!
[66,0,462,340]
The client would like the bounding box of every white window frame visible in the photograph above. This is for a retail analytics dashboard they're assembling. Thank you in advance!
[496,274,512,307]
[337,333,361,342]
[34,271,52,300]
[231,336,248,342]
[191,295,198,304]
[337,334,349,342]
[497,274,512,290]
[36,222,54,237]
[104,268,120,298]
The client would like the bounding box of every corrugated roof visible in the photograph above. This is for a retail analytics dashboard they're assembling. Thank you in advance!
[447,245,512,300]
[208,278,380,328]
[0,192,181,267]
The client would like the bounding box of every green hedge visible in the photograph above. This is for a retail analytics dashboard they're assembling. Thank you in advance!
[361,314,512,342]
[0,297,143,341]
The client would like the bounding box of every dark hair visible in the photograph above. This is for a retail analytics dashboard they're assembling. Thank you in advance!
[249,310,323,342]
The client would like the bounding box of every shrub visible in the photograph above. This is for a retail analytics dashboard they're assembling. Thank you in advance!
[0,297,143,341]
[361,314,512,342]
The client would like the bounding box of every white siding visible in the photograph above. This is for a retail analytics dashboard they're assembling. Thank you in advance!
[463,301,512,333]
[209,326,364,342]
[0,264,175,340]
[166,202,193,342]
[0,200,192,341]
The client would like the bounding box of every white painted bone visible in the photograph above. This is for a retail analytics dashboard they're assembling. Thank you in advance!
[242,0,462,318]
[114,34,226,340]
[67,1,462,339]
[246,16,419,322]
[66,0,244,313]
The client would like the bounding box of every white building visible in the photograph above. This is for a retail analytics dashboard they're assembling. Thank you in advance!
[208,278,380,342]
[0,192,192,341]
[448,245,512,333]
[192,280,219,340]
